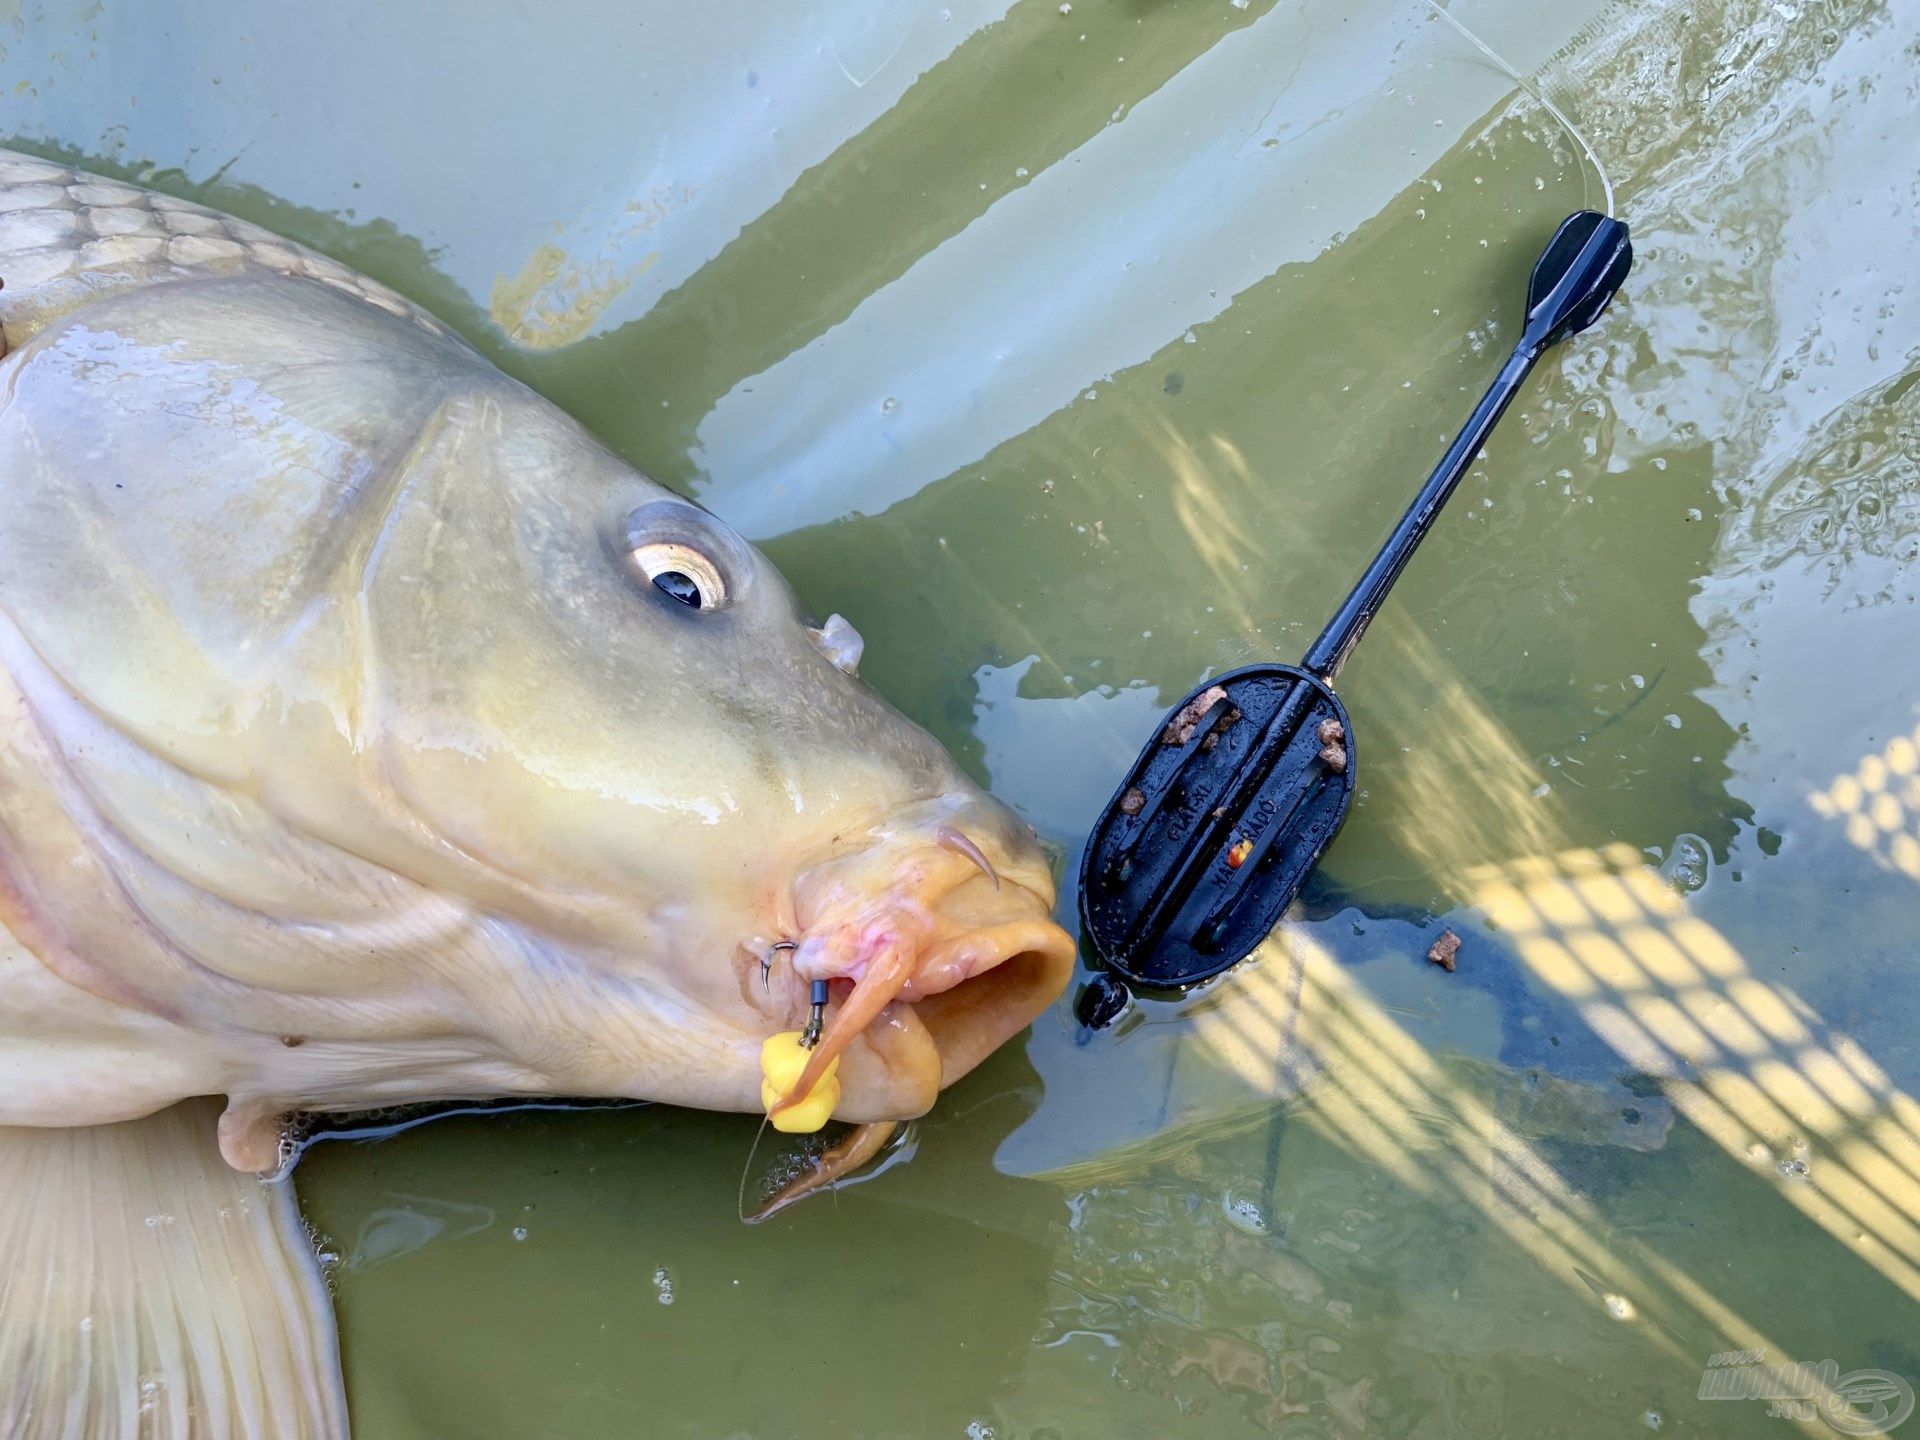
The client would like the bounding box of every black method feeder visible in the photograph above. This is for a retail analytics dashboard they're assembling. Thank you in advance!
[1077,210,1633,1027]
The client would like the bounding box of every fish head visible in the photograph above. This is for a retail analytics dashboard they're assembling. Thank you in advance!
[351,382,1076,1128]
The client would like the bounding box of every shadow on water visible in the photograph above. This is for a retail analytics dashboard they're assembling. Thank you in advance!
[1812,722,1920,888]
[1015,631,1920,1433]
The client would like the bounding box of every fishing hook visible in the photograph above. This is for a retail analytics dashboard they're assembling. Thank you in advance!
[761,938,796,991]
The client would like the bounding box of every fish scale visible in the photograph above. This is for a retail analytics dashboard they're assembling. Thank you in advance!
[0,150,449,349]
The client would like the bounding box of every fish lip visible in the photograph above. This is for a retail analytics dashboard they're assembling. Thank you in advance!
[814,890,1076,1121]
[781,814,1076,1119]
[892,894,1076,1089]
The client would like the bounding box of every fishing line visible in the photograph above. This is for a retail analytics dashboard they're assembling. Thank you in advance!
[1420,0,1617,216]
[269,1099,646,1182]
[736,1113,778,1223]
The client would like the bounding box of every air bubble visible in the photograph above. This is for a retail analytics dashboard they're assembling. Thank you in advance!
[1221,1192,1270,1236]
[1661,834,1711,894]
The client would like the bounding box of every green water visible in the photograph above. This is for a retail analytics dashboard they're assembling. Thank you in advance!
[8,0,1920,1433]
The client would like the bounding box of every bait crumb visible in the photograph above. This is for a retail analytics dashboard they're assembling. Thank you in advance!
[1227,837,1253,869]
[1320,718,1351,771]
[1316,715,1348,772]
[1427,930,1462,973]
[1119,787,1146,815]
[1201,706,1242,750]
[1163,685,1228,745]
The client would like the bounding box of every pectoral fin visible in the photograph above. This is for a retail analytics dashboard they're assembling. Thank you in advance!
[0,1098,346,1439]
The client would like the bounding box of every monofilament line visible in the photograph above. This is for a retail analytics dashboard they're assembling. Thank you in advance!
[1422,0,1617,216]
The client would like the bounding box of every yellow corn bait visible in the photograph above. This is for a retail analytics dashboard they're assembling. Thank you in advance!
[759,1031,840,1133]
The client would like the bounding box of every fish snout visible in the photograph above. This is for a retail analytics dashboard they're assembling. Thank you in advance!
[772,803,1075,1123]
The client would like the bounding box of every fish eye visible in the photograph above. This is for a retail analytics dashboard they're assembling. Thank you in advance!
[629,540,728,611]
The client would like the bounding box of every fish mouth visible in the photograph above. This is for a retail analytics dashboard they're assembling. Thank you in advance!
[769,807,1076,1122]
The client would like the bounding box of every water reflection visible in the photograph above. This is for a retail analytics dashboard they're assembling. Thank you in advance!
[3,0,1017,340]
[970,656,1166,842]
[694,0,1617,536]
